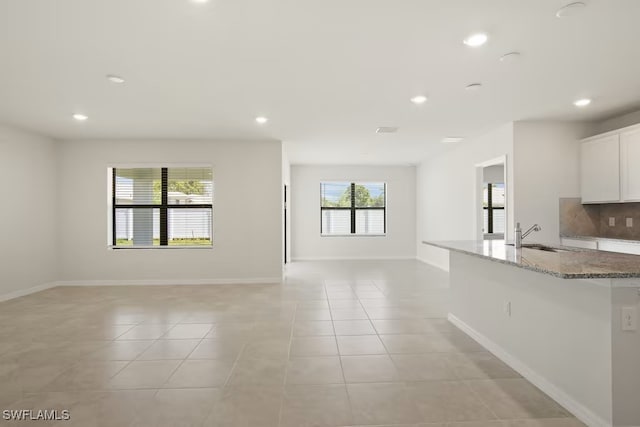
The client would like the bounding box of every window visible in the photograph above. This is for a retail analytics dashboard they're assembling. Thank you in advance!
[320,182,386,235]
[111,167,213,248]
[483,182,505,236]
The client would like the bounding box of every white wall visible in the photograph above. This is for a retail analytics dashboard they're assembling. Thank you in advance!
[483,164,504,183]
[611,284,640,426]
[513,121,591,245]
[0,125,58,298]
[291,165,416,260]
[57,139,283,284]
[416,123,515,270]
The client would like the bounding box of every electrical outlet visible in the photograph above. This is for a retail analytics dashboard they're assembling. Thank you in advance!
[621,307,637,331]
[503,301,511,317]
[626,217,633,228]
[609,217,616,227]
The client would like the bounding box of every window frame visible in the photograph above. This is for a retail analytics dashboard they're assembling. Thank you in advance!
[320,181,387,237]
[483,182,505,235]
[109,165,213,249]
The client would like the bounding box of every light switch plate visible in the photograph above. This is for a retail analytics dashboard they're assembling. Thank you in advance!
[503,301,511,317]
[626,218,633,228]
[622,307,637,331]
[609,217,616,227]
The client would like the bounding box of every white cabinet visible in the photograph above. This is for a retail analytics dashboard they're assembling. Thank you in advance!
[582,124,640,203]
[561,237,640,255]
[620,127,640,201]
[561,237,598,250]
[580,134,620,203]
[597,240,640,255]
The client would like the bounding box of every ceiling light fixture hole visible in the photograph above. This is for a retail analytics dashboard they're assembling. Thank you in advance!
[463,33,488,47]
[106,74,125,84]
[574,98,592,107]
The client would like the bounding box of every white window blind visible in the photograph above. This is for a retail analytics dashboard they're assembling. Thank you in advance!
[112,167,213,248]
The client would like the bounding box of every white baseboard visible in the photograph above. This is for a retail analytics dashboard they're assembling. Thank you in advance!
[448,313,611,427]
[0,277,283,301]
[291,256,415,261]
[55,277,283,287]
[417,244,450,272]
[0,282,57,302]
[416,255,449,272]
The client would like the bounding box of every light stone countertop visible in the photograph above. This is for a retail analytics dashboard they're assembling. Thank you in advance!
[423,240,640,279]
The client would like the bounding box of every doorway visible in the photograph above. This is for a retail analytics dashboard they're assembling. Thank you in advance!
[475,156,508,241]
[284,185,288,264]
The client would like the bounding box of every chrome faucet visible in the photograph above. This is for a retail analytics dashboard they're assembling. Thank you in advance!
[515,222,541,248]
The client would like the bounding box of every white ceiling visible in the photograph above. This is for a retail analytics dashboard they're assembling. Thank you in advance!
[1,0,640,164]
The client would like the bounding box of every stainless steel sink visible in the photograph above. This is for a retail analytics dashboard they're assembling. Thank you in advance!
[521,244,572,253]
[505,243,573,253]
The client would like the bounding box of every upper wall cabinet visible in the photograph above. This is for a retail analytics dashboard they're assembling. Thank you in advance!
[581,123,640,204]
[580,134,620,203]
[620,127,640,202]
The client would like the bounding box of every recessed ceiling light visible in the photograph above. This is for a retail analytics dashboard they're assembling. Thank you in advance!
[574,98,592,107]
[106,74,125,84]
[499,52,521,63]
[255,116,268,124]
[410,95,428,105]
[190,0,209,3]
[465,83,482,91]
[376,127,398,134]
[72,113,88,121]
[556,2,586,18]
[463,33,488,47]
[441,137,464,143]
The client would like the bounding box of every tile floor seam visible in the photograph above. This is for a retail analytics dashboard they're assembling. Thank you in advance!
[277,298,299,427]
[132,338,160,361]
[463,379,501,421]
[106,358,135,385]
[154,348,199,396]
[87,342,148,392]
[111,323,137,340]
[331,285,357,426]
[217,337,247,389]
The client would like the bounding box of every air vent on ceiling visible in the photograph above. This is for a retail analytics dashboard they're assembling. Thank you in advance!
[376,127,399,134]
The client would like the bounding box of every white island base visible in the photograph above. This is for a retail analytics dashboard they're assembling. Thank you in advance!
[449,251,640,427]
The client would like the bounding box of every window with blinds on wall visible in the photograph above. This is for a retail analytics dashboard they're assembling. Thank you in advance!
[320,182,386,236]
[483,182,505,236]
[111,167,213,248]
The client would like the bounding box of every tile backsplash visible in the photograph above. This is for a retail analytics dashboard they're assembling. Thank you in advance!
[560,198,640,240]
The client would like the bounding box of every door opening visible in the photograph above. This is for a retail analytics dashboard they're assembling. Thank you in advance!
[475,156,508,241]
[284,185,288,264]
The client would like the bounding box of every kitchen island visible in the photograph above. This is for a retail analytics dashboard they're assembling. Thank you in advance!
[423,240,640,427]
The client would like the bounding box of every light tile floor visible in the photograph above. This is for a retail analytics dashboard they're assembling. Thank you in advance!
[0,260,585,427]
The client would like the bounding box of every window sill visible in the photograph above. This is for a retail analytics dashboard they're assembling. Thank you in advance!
[320,234,386,237]
[109,246,213,250]
[483,233,505,241]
